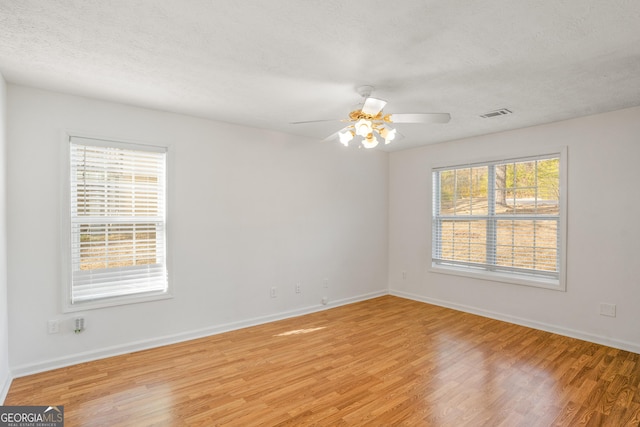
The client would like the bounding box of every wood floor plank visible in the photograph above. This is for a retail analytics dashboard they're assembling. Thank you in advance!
[5,296,640,426]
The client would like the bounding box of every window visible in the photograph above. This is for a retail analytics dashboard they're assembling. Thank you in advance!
[432,151,566,289]
[64,136,169,310]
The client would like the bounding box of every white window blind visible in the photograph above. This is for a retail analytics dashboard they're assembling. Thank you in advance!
[432,154,562,284]
[69,137,168,304]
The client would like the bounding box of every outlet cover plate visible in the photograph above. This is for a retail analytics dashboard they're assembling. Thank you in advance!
[47,320,60,334]
[599,303,616,317]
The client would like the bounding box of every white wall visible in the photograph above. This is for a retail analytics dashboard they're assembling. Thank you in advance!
[389,106,640,353]
[0,73,10,401]
[9,83,638,380]
[7,85,388,375]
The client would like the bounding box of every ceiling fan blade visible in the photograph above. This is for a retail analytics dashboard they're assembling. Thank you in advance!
[323,131,340,142]
[388,113,451,124]
[290,119,342,125]
[323,126,350,142]
[361,97,387,116]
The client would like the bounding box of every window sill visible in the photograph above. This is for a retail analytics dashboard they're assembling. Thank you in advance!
[63,290,173,313]
[429,264,565,291]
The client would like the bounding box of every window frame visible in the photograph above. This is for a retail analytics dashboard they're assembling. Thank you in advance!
[61,132,172,312]
[429,147,567,291]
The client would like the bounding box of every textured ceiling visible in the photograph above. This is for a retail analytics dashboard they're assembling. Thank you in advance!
[2,0,640,151]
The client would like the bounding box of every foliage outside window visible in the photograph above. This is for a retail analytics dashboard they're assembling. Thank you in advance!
[432,153,564,288]
[67,136,168,309]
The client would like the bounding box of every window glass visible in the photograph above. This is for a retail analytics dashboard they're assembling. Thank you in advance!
[67,136,169,308]
[432,153,563,287]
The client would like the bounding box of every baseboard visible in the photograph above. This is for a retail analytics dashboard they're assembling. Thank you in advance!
[11,290,388,378]
[390,289,640,355]
[0,372,12,404]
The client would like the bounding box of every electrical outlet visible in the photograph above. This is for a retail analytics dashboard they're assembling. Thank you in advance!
[599,303,616,317]
[270,287,277,298]
[47,320,59,334]
[323,278,328,288]
[295,283,301,294]
[402,271,407,280]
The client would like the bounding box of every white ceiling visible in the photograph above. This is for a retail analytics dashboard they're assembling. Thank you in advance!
[2,1,640,151]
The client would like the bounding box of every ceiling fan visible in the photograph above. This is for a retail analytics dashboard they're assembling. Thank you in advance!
[291,85,451,149]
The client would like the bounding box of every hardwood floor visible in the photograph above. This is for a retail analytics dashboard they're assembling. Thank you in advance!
[5,296,640,426]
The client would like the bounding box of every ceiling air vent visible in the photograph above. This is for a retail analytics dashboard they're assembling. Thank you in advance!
[480,108,512,118]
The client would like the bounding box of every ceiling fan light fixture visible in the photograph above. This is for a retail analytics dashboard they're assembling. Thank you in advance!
[380,127,397,144]
[339,130,354,146]
[362,133,379,149]
[355,119,373,137]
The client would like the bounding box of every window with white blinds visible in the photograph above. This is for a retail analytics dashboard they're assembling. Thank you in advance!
[68,137,168,306]
[432,152,565,289]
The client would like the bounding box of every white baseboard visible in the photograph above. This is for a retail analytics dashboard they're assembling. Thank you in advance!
[11,290,388,378]
[0,372,12,404]
[390,289,640,355]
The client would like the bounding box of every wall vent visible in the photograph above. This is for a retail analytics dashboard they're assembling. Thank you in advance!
[480,108,512,118]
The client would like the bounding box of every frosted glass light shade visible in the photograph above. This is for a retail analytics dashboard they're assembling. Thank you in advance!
[355,119,373,137]
[338,130,354,146]
[362,134,379,149]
